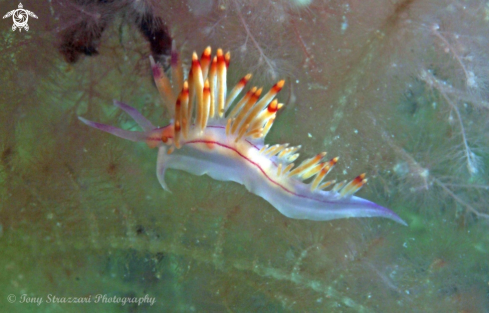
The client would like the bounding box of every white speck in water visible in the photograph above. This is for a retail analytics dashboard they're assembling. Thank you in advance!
[341,16,348,33]
[308,133,312,138]
[389,271,397,280]
[354,129,358,134]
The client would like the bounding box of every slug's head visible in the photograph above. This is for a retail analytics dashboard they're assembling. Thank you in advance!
[78,100,174,149]
[145,125,174,149]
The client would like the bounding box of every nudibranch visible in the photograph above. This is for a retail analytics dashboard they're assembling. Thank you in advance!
[79,46,406,225]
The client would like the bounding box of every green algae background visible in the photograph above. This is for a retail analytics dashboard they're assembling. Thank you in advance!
[1,0,489,312]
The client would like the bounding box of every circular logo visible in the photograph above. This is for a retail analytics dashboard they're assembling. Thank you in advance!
[13,9,28,28]
[7,294,16,303]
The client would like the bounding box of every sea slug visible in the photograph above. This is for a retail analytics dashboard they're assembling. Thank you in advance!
[79,46,406,225]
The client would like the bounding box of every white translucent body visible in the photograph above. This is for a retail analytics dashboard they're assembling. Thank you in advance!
[156,121,407,225]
